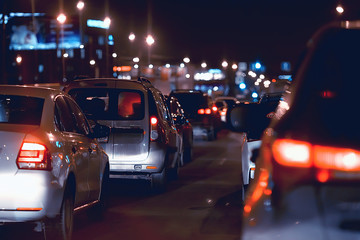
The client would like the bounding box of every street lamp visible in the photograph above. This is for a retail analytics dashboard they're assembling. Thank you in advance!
[336,5,344,14]
[222,60,228,68]
[183,57,190,63]
[104,16,111,76]
[129,33,136,42]
[57,13,66,80]
[77,1,84,45]
[201,62,207,68]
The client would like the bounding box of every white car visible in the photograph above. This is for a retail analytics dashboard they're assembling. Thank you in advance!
[0,85,110,240]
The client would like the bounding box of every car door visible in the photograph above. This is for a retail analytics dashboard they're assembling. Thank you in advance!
[54,96,91,206]
[152,90,181,166]
[64,96,101,202]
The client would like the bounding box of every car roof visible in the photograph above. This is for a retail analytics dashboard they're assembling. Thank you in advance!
[0,84,64,98]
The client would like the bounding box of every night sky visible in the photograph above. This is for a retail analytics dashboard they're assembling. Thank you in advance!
[4,0,360,73]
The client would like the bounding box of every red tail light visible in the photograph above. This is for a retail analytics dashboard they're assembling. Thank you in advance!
[197,108,212,115]
[273,138,360,172]
[272,139,311,167]
[212,106,218,112]
[17,142,51,170]
[150,116,159,141]
[198,109,205,114]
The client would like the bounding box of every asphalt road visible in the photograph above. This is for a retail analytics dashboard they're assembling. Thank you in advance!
[1,130,246,240]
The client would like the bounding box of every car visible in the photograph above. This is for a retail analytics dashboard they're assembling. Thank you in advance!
[169,90,220,141]
[214,96,239,123]
[226,93,283,190]
[63,77,182,192]
[0,85,110,240]
[242,20,360,239]
[165,95,194,164]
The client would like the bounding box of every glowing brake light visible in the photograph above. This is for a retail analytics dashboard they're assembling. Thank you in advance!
[150,116,158,125]
[150,116,159,141]
[212,106,218,112]
[204,108,211,114]
[272,139,311,167]
[198,109,205,114]
[314,145,360,171]
[17,142,51,170]
[273,138,360,172]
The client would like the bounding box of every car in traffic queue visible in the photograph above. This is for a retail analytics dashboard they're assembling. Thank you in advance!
[242,20,360,240]
[226,92,283,190]
[0,85,110,240]
[169,90,221,141]
[165,95,194,164]
[214,96,239,123]
[63,77,183,192]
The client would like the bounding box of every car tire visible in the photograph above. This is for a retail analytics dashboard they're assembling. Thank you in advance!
[151,168,167,193]
[87,166,109,221]
[44,185,74,240]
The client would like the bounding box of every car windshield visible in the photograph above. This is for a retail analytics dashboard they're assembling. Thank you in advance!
[0,95,44,125]
[283,28,360,146]
[68,88,144,120]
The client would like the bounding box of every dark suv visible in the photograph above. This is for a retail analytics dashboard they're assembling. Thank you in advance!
[63,77,182,192]
[242,21,360,239]
[169,90,220,141]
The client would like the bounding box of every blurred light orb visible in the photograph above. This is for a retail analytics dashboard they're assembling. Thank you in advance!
[146,35,155,46]
[129,33,136,41]
[57,13,66,24]
[16,55,22,64]
[112,53,117,58]
[185,74,190,79]
[90,59,96,65]
[165,64,171,68]
[222,61,228,68]
[180,63,185,68]
[232,64,238,70]
[252,92,259,98]
[77,1,85,10]
[133,57,140,63]
[239,82,246,90]
[201,62,207,68]
[149,64,154,69]
[183,57,190,63]
[336,5,344,14]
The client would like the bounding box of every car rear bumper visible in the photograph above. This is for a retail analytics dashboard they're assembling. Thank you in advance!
[0,171,63,223]
[108,143,166,178]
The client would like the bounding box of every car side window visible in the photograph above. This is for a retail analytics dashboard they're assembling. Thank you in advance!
[150,89,172,125]
[54,96,77,133]
[64,96,91,136]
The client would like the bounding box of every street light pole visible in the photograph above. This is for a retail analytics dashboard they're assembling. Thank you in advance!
[57,13,66,81]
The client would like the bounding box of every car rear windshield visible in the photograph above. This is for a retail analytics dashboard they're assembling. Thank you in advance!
[0,95,44,125]
[284,28,360,145]
[68,88,144,120]
[170,93,208,115]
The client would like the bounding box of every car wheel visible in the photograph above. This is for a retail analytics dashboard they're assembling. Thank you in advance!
[44,185,74,240]
[87,165,109,221]
[151,168,167,193]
